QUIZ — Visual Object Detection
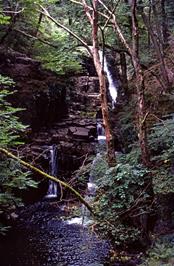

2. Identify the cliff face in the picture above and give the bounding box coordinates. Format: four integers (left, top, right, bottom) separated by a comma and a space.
0, 48, 68, 130
0, 48, 101, 201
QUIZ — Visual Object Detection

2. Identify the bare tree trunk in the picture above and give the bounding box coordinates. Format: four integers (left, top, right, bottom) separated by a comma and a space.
131, 0, 150, 166
41, 3, 116, 165
135, 64, 150, 165
91, 0, 116, 166
120, 52, 128, 93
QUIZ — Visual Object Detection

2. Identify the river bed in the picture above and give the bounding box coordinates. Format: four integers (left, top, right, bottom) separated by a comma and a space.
0, 201, 110, 266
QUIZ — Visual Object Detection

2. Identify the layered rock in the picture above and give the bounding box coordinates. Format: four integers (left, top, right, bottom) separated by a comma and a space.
0, 48, 101, 200
0, 48, 68, 130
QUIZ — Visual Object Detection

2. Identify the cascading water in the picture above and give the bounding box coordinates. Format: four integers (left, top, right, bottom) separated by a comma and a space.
99, 51, 118, 108
45, 145, 58, 199
97, 122, 106, 141
96, 121, 106, 153
87, 122, 106, 196
67, 122, 106, 225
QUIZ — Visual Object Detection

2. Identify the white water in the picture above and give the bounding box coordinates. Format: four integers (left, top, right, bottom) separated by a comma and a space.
99, 51, 118, 108
66, 123, 106, 226
97, 122, 106, 142
45, 145, 58, 199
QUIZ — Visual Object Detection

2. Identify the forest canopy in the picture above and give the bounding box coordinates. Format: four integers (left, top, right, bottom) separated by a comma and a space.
0, 0, 174, 264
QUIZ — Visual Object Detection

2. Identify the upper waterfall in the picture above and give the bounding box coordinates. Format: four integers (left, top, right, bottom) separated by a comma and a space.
99, 51, 118, 107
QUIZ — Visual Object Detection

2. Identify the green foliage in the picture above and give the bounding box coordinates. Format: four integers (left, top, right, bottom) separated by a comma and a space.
152, 168, 174, 195
148, 115, 174, 194
0, 75, 37, 234
141, 236, 174, 266
35, 43, 81, 74
0, 77, 26, 147
0, 75, 14, 86
90, 153, 108, 181
0, 14, 10, 25
149, 116, 174, 162
92, 154, 151, 246
0, 0, 83, 74
75, 161, 92, 187
116, 98, 138, 152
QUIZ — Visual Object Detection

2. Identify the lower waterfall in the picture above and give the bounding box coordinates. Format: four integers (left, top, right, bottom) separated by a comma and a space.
45, 145, 58, 199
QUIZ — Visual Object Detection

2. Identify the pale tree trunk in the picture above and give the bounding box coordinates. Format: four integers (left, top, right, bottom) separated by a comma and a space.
82, 0, 116, 166
40, 2, 116, 166
91, 0, 116, 166
134, 62, 149, 165
120, 52, 128, 93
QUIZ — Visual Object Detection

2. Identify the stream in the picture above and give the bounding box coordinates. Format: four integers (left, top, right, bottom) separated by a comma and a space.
0, 131, 110, 266
0, 201, 110, 266
0, 121, 112, 266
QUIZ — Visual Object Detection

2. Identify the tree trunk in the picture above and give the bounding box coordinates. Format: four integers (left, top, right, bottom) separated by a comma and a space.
131, 0, 150, 166
41, 2, 116, 166
92, 0, 116, 166
135, 66, 150, 166
161, 0, 169, 48
120, 52, 128, 93
141, 5, 170, 89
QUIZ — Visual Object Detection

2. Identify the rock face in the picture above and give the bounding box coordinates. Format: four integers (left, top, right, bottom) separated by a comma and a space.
0, 48, 101, 201
0, 48, 68, 130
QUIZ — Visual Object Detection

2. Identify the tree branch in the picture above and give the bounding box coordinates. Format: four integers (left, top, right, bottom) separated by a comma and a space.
70, 0, 109, 20
39, 5, 92, 56
102, 0, 120, 31
82, 0, 93, 24
2, 8, 24, 14
14, 28, 59, 49
98, 0, 132, 54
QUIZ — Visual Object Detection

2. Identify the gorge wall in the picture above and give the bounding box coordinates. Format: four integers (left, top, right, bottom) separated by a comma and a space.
0, 48, 102, 201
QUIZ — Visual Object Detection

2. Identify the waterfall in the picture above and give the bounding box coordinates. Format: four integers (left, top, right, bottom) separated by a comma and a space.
87, 123, 106, 196
99, 51, 118, 108
67, 123, 105, 225
97, 122, 106, 141
96, 122, 106, 153
45, 145, 58, 199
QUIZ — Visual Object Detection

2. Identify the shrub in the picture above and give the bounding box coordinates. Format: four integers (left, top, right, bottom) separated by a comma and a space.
92, 154, 151, 247
0, 74, 37, 234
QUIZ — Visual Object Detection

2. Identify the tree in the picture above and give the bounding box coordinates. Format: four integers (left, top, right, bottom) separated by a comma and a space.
0, 75, 37, 234
82, 0, 116, 166
98, 0, 150, 165
40, 2, 116, 166
1, 0, 174, 167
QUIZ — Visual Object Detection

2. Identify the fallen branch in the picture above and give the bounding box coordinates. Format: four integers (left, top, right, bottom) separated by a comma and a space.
0, 148, 94, 214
